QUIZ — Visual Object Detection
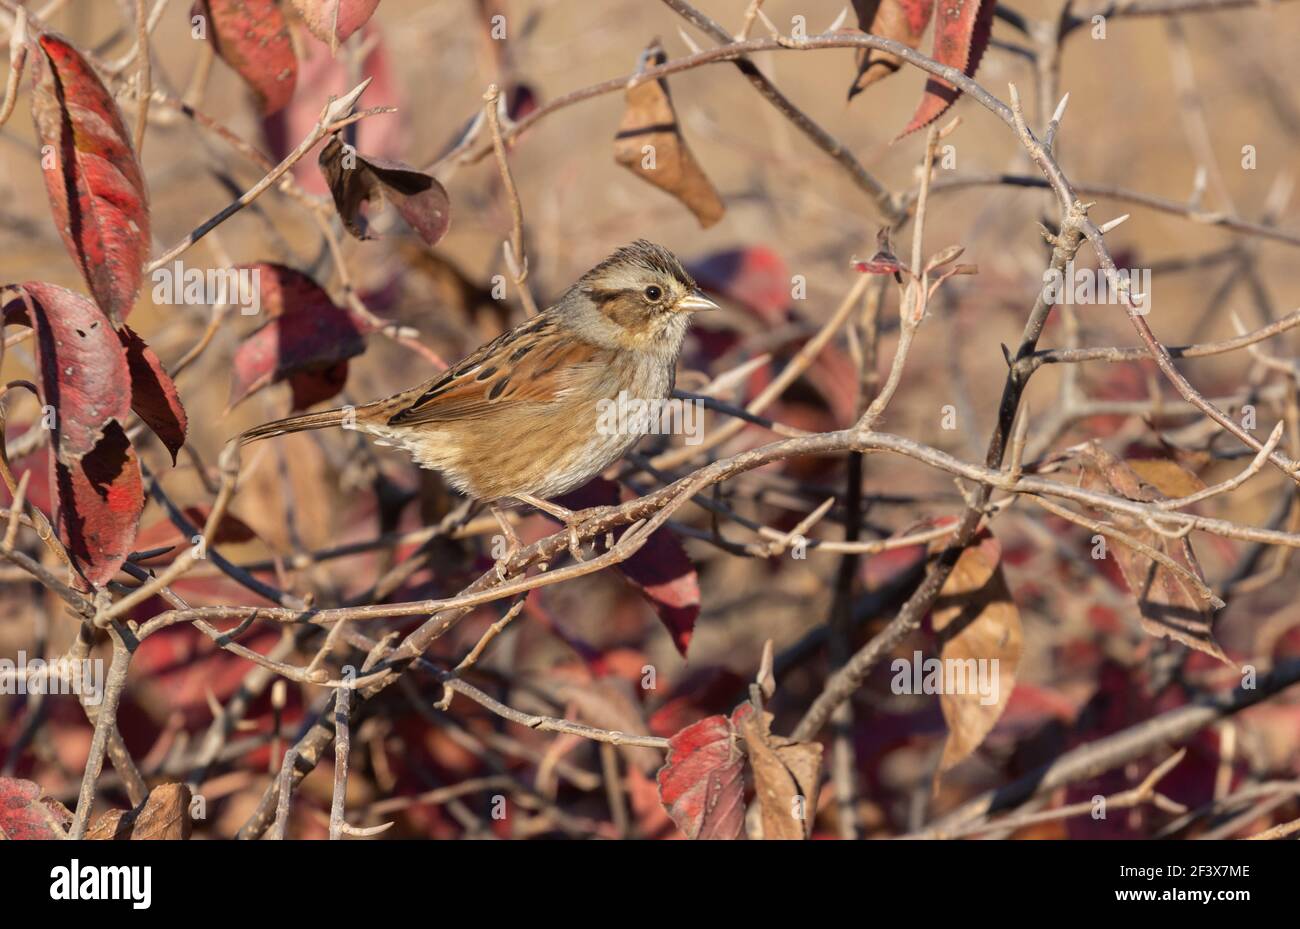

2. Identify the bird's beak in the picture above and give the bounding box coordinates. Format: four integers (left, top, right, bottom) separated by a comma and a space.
675, 290, 719, 313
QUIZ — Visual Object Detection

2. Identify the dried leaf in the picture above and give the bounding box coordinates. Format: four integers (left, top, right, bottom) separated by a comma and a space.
656, 707, 748, 839
87, 783, 192, 839
848, 0, 936, 98
929, 532, 1022, 781
29, 34, 150, 326
736, 709, 822, 839
318, 134, 450, 246
1126, 458, 1206, 499
1079, 446, 1226, 661
614, 41, 723, 228
197, 0, 298, 115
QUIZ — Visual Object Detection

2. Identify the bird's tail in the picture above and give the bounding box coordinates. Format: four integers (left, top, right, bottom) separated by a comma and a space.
238, 407, 355, 446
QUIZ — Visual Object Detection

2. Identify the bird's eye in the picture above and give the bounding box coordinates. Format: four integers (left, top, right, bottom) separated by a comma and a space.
643, 285, 662, 301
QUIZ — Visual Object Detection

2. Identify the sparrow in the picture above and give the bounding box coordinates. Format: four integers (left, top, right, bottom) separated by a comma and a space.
237, 240, 717, 565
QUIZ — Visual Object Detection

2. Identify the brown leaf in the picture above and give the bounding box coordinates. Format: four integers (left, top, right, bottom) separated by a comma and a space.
614, 41, 724, 228
1079, 445, 1227, 661
29, 34, 150, 326
848, 0, 936, 98
737, 708, 822, 839
197, 0, 298, 115
318, 135, 450, 246
1126, 457, 1206, 499
928, 532, 1022, 781
656, 707, 748, 839
87, 783, 192, 840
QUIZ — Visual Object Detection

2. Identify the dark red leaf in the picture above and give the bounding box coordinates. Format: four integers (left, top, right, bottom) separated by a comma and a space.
655, 707, 749, 840
290, 0, 382, 48
119, 327, 188, 464
3, 283, 131, 461
897, 0, 996, 139
198, 0, 298, 115
29, 34, 150, 326
559, 478, 700, 656
0, 778, 71, 840
134, 504, 258, 562
53, 421, 145, 587
227, 264, 367, 409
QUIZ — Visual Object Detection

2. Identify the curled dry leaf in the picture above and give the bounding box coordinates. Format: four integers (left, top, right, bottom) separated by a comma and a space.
29, 34, 150, 327
928, 531, 1022, 783
848, 0, 936, 98
318, 135, 451, 246
87, 783, 193, 840
736, 708, 822, 840
613, 41, 724, 229
197, 0, 298, 115
0, 777, 72, 839
656, 705, 749, 839
290, 0, 381, 50
1078, 446, 1227, 662
227, 264, 368, 411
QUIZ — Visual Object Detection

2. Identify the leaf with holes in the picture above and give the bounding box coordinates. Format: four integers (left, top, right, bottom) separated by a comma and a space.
29, 34, 150, 326
197, 0, 298, 114
614, 41, 723, 228
318, 135, 450, 246
227, 265, 368, 410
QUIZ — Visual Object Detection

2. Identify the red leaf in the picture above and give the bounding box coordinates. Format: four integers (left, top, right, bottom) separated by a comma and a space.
227, 264, 367, 409
3, 283, 131, 461
134, 504, 258, 562
559, 478, 700, 656
119, 327, 188, 464
897, 0, 996, 139
686, 246, 790, 321
198, 0, 298, 115
655, 707, 749, 840
53, 421, 145, 587
29, 34, 150, 326
0, 778, 71, 839
290, 0, 382, 47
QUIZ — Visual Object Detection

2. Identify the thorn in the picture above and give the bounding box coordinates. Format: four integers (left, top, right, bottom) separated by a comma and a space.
9, 6, 27, 54
1000, 342, 1013, 367
324, 76, 374, 124
825, 5, 850, 33
1097, 213, 1130, 235
1051, 92, 1070, 126
677, 26, 703, 55
1189, 165, 1207, 208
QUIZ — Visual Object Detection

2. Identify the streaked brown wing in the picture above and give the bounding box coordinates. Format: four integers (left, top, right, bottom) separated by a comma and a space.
386, 318, 610, 426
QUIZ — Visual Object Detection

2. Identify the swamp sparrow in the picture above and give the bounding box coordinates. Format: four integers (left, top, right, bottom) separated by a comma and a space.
238, 240, 716, 556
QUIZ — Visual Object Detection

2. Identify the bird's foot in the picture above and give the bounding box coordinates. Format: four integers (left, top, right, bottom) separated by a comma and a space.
514, 494, 587, 562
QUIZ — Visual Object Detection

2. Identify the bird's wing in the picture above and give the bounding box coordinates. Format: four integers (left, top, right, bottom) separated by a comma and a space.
384, 317, 611, 426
